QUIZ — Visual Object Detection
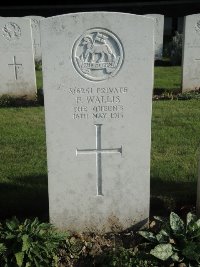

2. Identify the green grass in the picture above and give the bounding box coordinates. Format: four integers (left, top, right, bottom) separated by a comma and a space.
154, 66, 182, 92
0, 100, 200, 220
151, 100, 200, 214
0, 107, 48, 220
36, 70, 43, 90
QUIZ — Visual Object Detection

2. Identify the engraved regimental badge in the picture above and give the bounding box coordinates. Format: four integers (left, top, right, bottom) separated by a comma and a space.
2, 22, 21, 41
72, 28, 124, 81
195, 20, 200, 34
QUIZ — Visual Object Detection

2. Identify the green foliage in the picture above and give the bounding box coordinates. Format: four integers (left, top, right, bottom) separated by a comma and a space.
35, 61, 42, 71
0, 217, 67, 267
164, 32, 183, 66
104, 247, 158, 267
176, 89, 200, 100
138, 212, 200, 266
57, 235, 85, 266
0, 94, 38, 107
0, 95, 14, 107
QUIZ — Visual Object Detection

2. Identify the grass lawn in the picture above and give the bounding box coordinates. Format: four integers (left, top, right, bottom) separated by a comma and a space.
151, 100, 200, 215
0, 107, 48, 220
36, 70, 43, 90
0, 99, 200, 220
154, 66, 182, 93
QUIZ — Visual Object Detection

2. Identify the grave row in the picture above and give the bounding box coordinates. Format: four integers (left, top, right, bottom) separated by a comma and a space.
1, 12, 200, 232
0, 13, 199, 101
0, 16, 44, 100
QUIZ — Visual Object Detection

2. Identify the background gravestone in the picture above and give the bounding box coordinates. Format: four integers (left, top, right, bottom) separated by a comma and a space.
182, 14, 200, 92
145, 14, 164, 60
0, 17, 37, 100
25, 15, 45, 63
41, 12, 154, 232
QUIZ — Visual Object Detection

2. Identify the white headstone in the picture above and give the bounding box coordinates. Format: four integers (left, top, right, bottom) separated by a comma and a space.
0, 17, 37, 100
182, 14, 200, 92
145, 14, 164, 60
41, 12, 154, 232
25, 16, 44, 62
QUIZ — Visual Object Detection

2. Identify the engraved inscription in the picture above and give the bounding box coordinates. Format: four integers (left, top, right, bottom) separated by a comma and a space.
2, 22, 21, 41
31, 19, 40, 30
65, 86, 128, 120
195, 20, 200, 34
56, 85, 131, 120
72, 28, 124, 81
8, 56, 22, 80
33, 39, 40, 55
76, 124, 122, 196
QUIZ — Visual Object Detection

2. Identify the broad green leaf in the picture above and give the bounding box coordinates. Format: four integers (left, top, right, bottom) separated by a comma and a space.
153, 216, 165, 223
15, 251, 24, 267
187, 219, 200, 238
171, 252, 180, 262
22, 234, 31, 252
6, 217, 18, 231
33, 257, 40, 267
170, 212, 185, 235
137, 231, 156, 242
0, 243, 6, 255
31, 248, 44, 261
150, 244, 173, 261
156, 229, 169, 243
5, 233, 16, 239
186, 212, 197, 226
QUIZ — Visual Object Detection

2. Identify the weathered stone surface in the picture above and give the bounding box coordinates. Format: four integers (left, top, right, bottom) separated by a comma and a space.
145, 14, 164, 60
0, 17, 37, 100
41, 12, 154, 232
182, 14, 200, 92
25, 15, 45, 62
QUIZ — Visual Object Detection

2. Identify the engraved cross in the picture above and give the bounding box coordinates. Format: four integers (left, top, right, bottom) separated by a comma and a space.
8, 56, 22, 80
33, 39, 40, 54
76, 124, 122, 196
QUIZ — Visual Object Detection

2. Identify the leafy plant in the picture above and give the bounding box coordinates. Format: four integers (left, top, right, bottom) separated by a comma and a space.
138, 212, 200, 267
0, 94, 38, 107
0, 95, 13, 107
57, 235, 85, 266
35, 60, 42, 71
170, 32, 183, 65
164, 32, 183, 66
0, 217, 67, 267
104, 246, 159, 267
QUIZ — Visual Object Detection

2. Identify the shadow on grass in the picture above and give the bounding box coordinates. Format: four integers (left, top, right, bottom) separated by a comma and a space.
0, 174, 197, 222
150, 178, 197, 217
153, 87, 181, 95
0, 91, 44, 108
155, 60, 172, 67
0, 175, 49, 222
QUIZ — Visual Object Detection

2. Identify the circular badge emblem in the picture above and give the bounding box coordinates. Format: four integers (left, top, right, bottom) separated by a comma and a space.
2, 22, 21, 41
195, 20, 200, 34
31, 19, 40, 30
72, 28, 124, 81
